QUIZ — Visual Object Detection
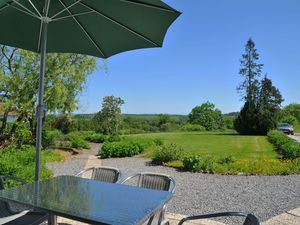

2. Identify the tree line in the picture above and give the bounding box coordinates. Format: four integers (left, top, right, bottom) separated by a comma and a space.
1, 39, 299, 145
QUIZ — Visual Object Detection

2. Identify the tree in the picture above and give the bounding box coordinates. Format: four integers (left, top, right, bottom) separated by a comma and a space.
237, 38, 263, 104
0, 45, 97, 143
280, 103, 300, 124
94, 96, 125, 135
234, 101, 258, 135
188, 102, 223, 131
256, 76, 283, 134
235, 39, 283, 135
156, 114, 172, 132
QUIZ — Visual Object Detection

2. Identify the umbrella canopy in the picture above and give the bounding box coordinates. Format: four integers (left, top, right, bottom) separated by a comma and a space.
0, 0, 180, 58
0, 0, 180, 181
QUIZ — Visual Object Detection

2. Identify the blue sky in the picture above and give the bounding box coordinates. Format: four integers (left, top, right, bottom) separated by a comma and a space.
76, 0, 300, 115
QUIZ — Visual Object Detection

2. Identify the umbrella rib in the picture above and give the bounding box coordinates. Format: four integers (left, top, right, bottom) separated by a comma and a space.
58, 0, 106, 57
11, 0, 39, 17
120, 0, 179, 13
0, 4, 9, 12
52, 11, 94, 22
28, 0, 42, 17
79, 2, 160, 47
44, 0, 51, 17
51, 0, 82, 19
9, 4, 40, 19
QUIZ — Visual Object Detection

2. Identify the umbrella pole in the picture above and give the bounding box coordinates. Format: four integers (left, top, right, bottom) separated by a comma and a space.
35, 20, 48, 181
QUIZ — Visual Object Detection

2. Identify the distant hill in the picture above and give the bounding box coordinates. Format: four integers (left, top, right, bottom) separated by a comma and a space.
74, 113, 238, 121
223, 112, 239, 117
123, 114, 188, 122
75, 113, 188, 121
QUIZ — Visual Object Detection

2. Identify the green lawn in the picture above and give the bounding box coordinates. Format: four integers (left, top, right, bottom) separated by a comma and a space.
131, 132, 278, 160
128, 132, 300, 175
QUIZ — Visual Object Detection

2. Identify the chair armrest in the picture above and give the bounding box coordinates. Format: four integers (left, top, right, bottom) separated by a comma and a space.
0, 210, 30, 225
75, 168, 95, 177
178, 212, 259, 225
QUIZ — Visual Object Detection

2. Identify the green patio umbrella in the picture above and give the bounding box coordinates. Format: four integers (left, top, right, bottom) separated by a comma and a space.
0, 0, 180, 181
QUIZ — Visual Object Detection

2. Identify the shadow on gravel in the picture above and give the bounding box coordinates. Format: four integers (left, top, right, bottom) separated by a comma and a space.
144, 161, 186, 173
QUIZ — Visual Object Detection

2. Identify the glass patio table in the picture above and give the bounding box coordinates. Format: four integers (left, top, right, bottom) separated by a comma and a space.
0, 175, 173, 225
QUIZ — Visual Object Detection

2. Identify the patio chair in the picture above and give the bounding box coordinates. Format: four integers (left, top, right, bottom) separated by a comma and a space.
0, 175, 48, 225
75, 166, 121, 183
121, 172, 176, 225
178, 212, 260, 225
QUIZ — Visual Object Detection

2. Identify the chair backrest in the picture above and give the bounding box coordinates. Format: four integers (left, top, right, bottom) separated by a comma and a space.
178, 212, 260, 225
76, 167, 121, 183
121, 172, 176, 193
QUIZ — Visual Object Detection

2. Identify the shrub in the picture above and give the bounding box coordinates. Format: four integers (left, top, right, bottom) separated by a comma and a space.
183, 155, 215, 173
199, 157, 215, 173
280, 115, 298, 126
54, 114, 76, 134
181, 124, 206, 132
100, 137, 162, 158
85, 133, 107, 143
66, 133, 90, 149
267, 130, 300, 159
124, 137, 163, 149
42, 129, 56, 148
11, 121, 33, 146
0, 145, 63, 182
183, 155, 201, 172
219, 155, 235, 164
152, 143, 183, 165
106, 135, 122, 143
100, 141, 143, 158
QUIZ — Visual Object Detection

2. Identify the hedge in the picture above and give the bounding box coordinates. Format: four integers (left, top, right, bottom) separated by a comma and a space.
267, 130, 300, 159
100, 137, 162, 158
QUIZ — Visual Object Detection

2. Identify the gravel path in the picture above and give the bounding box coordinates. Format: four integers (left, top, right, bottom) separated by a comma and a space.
46, 144, 300, 223
102, 157, 300, 223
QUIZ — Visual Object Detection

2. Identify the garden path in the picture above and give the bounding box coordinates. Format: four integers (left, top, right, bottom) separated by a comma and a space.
46, 143, 300, 225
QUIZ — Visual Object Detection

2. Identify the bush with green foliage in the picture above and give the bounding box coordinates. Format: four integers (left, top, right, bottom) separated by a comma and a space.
152, 143, 182, 165
53, 114, 76, 134
11, 121, 33, 146
100, 137, 162, 158
267, 130, 300, 159
180, 124, 206, 132
188, 102, 224, 131
85, 133, 107, 143
183, 155, 214, 173
42, 129, 56, 148
280, 115, 298, 126
100, 141, 142, 158
182, 155, 201, 172
223, 116, 236, 130
0, 145, 64, 181
219, 155, 235, 164
65, 133, 90, 149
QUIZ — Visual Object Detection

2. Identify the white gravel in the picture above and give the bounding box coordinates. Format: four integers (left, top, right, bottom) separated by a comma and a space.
47, 154, 300, 223
102, 157, 300, 223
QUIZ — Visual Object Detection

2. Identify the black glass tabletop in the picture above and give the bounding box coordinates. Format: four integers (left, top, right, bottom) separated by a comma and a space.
0, 175, 172, 225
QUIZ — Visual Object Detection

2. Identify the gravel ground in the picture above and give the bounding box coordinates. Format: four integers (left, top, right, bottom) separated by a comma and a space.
102, 157, 300, 223
46, 149, 300, 224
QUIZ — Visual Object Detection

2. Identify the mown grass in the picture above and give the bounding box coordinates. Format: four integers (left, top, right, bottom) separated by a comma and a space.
132, 132, 278, 160
129, 132, 300, 175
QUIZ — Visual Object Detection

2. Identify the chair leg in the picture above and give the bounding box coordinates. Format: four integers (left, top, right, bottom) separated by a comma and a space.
48, 213, 57, 225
